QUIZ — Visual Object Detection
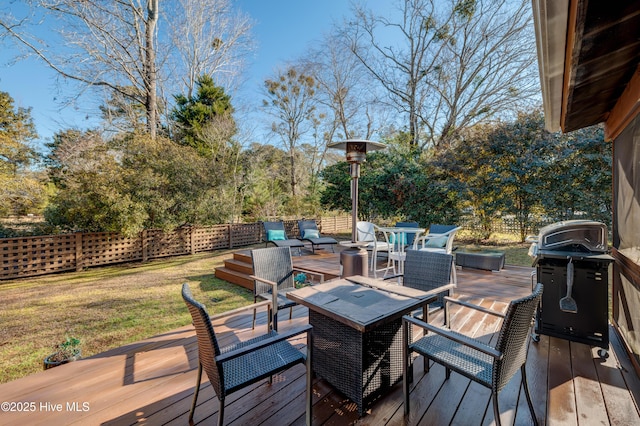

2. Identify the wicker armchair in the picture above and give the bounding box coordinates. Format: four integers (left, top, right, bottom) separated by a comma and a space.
181, 283, 312, 426
402, 283, 543, 426
297, 219, 338, 253
250, 247, 321, 331
262, 221, 305, 255
386, 250, 456, 321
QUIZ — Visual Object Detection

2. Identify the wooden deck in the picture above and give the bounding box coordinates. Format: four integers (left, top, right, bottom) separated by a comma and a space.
1, 256, 640, 425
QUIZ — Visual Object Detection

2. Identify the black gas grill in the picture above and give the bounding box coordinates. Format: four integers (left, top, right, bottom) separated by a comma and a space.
529, 220, 613, 357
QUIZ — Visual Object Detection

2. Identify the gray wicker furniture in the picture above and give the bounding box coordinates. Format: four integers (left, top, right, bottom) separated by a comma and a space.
297, 219, 338, 253
262, 221, 304, 255
386, 250, 456, 320
456, 249, 506, 271
181, 283, 313, 426
250, 247, 319, 331
287, 278, 436, 416
402, 283, 543, 426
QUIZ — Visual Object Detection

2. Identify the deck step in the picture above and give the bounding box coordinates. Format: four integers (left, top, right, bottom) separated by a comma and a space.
214, 267, 253, 290
233, 250, 252, 264
224, 258, 253, 275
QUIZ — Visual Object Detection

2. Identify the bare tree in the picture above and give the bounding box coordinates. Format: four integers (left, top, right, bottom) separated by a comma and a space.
166, 0, 255, 99
344, 0, 538, 149
0, 1, 161, 138
0, 0, 254, 139
305, 32, 381, 143
263, 66, 319, 201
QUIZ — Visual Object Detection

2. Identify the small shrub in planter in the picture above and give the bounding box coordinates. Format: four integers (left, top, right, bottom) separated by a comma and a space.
294, 273, 309, 288
43, 336, 82, 370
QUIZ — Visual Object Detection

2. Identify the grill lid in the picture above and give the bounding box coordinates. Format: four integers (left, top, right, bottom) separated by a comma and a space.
536, 220, 607, 253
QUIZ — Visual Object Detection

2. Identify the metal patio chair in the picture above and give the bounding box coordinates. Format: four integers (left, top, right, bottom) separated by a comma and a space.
181, 283, 312, 426
402, 283, 543, 426
262, 221, 305, 255
356, 221, 392, 277
415, 224, 462, 284
297, 219, 338, 253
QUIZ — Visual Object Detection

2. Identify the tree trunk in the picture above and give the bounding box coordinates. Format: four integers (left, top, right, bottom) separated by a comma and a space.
290, 153, 297, 197
145, 0, 159, 139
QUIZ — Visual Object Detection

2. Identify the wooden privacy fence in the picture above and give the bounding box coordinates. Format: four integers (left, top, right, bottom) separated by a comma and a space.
0, 216, 352, 281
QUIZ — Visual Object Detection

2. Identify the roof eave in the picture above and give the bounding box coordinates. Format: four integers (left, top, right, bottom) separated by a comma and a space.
532, 0, 569, 133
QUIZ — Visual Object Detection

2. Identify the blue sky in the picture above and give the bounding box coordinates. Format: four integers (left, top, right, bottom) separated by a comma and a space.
0, 0, 392, 146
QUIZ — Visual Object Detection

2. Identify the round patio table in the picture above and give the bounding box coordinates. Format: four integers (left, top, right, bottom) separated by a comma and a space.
377, 226, 425, 276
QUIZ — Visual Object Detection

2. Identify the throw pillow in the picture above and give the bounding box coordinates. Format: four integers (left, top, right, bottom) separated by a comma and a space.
424, 236, 448, 248
303, 229, 320, 239
388, 232, 407, 246
267, 229, 286, 241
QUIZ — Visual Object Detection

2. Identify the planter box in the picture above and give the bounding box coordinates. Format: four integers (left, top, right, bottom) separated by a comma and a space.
456, 250, 505, 271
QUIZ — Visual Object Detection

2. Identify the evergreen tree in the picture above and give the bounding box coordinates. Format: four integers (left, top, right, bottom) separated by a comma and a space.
172, 74, 235, 156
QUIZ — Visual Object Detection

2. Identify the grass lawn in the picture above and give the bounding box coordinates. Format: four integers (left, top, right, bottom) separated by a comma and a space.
0, 247, 262, 384
0, 239, 532, 384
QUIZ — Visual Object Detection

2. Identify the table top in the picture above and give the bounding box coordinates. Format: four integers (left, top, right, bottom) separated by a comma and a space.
377, 226, 426, 233
286, 276, 431, 332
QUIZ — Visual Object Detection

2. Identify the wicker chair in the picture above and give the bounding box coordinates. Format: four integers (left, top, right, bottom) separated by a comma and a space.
181, 283, 312, 426
250, 247, 306, 331
262, 221, 305, 255
386, 250, 456, 321
297, 219, 338, 253
402, 283, 543, 426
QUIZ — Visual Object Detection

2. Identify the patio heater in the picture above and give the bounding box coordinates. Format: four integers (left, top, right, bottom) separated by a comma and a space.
328, 139, 386, 277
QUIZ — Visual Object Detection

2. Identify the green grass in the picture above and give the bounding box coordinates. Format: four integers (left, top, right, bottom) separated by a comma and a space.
0, 248, 260, 384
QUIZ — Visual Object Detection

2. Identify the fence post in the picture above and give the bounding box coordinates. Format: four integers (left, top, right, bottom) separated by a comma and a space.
190, 226, 195, 255
75, 232, 83, 271
141, 230, 148, 262
228, 224, 233, 249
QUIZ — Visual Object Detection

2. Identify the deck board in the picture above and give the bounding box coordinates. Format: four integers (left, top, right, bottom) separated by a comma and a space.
1, 258, 639, 425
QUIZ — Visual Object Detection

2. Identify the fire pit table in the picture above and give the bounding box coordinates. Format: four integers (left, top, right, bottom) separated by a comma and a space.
286, 277, 434, 416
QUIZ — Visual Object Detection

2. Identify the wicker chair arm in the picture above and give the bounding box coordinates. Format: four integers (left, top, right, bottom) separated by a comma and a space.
418, 283, 456, 298
250, 268, 296, 287
443, 296, 506, 318
216, 324, 313, 363
208, 299, 272, 322
249, 274, 281, 315
249, 274, 278, 289
383, 273, 402, 281
403, 315, 503, 360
